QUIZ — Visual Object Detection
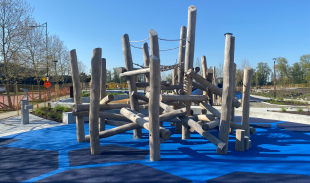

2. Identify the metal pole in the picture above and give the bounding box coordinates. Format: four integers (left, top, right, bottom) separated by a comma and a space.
46, 23, 48, 81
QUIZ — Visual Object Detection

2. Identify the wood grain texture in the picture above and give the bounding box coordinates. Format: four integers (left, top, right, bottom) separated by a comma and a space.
241, 67, 253, 137
217, 35, 234, 154
69, 49, 85, 143
122, 34, 142, 139
89, 48, 102, 155
99, 58, 107, 131
148, 54, 161, 161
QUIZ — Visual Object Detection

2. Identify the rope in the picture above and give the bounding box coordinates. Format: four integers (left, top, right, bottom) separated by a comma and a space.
133, 62, 184, 72
159, 46, 179, 51
158, 37, 187, 41
130, 44, 144, 49
129, 38, 149, 43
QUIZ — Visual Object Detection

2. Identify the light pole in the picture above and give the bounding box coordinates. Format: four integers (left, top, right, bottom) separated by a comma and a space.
29, 22, 48, 81
53, 60, 58, 84
273, 58, 277, 97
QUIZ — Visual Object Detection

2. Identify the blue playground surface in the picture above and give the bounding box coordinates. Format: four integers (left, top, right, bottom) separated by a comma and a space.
1, 116, 310, 182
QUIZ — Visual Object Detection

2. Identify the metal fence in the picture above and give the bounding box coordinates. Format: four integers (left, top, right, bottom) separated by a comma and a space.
0, 83, 71, 112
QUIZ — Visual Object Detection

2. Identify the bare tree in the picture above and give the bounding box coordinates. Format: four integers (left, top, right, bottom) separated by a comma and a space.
0, 0, 33, 107
23, 20, 45, 85
215, 62, 223, 80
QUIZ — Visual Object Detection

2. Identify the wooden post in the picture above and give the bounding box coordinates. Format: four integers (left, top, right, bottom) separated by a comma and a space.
122, 34, 142, 139
149, 29, 162, 127
143, 42, 150, 82
69, 49, 85, 143
178, 26, 187, 87
175, 26, 187, 134
182, 5, 197, 139
201, 56, 207, 114
235, 129, 245, 151
207, 68, 214, 106
217, 34, 235, 154
99, 58, 106, 131
149, 55, 161, 161
172, 67, 177, 85
241, 67, 253, 137
89, 48, 102, 155
213, 67, 216, 104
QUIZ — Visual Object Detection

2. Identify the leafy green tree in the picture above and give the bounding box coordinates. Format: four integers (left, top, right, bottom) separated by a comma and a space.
290, 62, 304, 84
256, 62, 271, 85
300, 54, 310, 82
275, 57, 291, 84
112, 68, 120, 83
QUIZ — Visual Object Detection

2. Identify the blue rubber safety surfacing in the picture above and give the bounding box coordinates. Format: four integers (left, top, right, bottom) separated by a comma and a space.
1, 117, 310, 183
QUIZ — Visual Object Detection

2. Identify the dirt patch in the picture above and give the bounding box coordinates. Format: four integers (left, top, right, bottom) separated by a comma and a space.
264, 99, 309, 106
31, 106, 72, 123
270, 110, 310, 116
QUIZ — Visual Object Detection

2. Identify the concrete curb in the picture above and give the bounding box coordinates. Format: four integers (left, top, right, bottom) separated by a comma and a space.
260, 101, 309, 108
191, 106, 310, 125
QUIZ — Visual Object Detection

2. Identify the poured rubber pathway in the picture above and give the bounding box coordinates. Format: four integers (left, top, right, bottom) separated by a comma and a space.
1, 115, 310, 182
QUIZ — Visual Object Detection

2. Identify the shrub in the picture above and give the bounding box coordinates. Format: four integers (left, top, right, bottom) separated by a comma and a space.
297, 107, 303, 112
56, 113, 62, 120
281, 107, 286, 112
35, 108, 45, 116
54, 105, 70, 112
47, 112, 55, 118
81, 92, 90, 97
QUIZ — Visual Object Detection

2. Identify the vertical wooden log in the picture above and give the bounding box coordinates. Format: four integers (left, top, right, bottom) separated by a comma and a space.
235, 129, 245, 151
69, 49, 85, 143
213, 66, 216, 103
183, 5, 197, 139
143, 42, 150, 82
177, 26, 187, 87
230, 37, 236, 122
149, 55, 161, 161
241, 67, 253, 137
217, 34, 235, 154
207, 68, 213, 106
99, 58, 106, 131
172, 67, 177, 85
149, 29, 163, 127
89, 48, 102, 155
175, 26, 187, 134
201, 56, 207, 114
122, 34, 142, 139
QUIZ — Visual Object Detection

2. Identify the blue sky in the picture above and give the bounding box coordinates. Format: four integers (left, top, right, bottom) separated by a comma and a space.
28, 0, 310, 74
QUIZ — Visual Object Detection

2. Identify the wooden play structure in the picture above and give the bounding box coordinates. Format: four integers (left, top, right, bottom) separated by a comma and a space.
70, 5, 255, 161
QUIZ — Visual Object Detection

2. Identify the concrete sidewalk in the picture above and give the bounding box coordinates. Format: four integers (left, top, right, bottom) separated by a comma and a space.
0, 114, 64, 137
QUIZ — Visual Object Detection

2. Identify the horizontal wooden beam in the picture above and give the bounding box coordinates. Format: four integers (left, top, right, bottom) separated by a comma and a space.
120, 68, 150, 77
72, 111, 130, 122
179, 116, 226, 150
118, 67, 139, 73
99, 95, 114, 105
161, 94, 207, 102
187, 69, 241, 108
73, 103, 131, 112
136, 81, 171, 87
120, 108, 172, 141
